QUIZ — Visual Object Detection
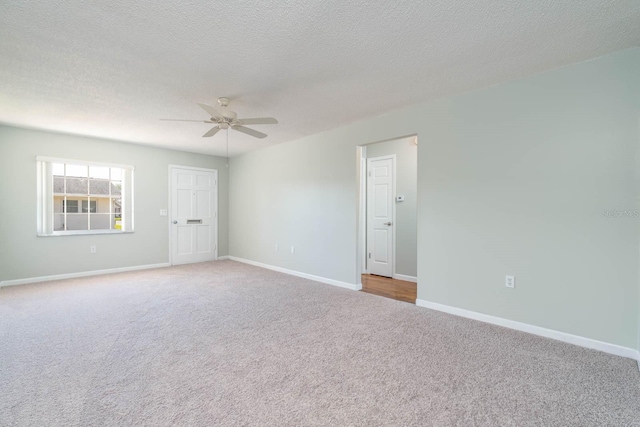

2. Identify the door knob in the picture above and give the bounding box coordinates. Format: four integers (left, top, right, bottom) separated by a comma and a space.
172, 220, 178, 224
384, 222, 392, 226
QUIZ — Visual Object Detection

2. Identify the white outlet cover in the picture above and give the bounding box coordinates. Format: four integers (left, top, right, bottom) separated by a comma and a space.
505, 275, 515, 288
159, 209, 168, 216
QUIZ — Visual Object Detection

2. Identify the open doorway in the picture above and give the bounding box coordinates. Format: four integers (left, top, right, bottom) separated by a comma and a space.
357, 136, 418, 303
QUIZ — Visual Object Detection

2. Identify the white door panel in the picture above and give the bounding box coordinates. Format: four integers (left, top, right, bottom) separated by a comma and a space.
367, 157, 394, 277
196, 225, 211, 253
196, 190, 210, 218
374, 184, 389, 217
176, 172, 192, 186
177, 226, 192, 255
171, 167, 218, 265
177, 189, 191, 217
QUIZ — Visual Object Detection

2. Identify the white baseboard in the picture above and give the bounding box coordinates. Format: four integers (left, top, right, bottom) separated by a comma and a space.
0, 263, 171, 288
415, 299, 638, 360
228, 256, 360, 291
216, 256, 230, 260
393, 274, 417, 283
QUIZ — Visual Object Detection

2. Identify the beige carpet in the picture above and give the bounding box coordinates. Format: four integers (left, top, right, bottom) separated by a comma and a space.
1, 260, 639, 426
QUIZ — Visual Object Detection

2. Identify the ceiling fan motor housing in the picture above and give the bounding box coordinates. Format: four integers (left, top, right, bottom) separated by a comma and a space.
219, 110, 237, 120
217, 97, 237, 120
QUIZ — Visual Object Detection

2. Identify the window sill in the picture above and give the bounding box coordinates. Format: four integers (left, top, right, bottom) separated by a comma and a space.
37, 230, 134, 237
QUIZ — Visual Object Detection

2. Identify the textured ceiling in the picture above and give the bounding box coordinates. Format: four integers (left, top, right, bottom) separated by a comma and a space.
1, 1, 639, 157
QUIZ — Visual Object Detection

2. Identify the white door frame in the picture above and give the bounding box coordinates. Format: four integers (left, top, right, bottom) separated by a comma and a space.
358, 146, 367, 278
357, 135, 418, 285
168, 165, 219, 265
363, 154, 397, 278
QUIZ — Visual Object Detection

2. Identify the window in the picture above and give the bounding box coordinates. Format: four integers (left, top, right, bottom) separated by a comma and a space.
82, 200, 97, 213
37, 157, 134, 235
63, 200, 79, 213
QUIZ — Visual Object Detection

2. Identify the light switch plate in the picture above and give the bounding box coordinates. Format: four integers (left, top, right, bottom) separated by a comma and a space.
160, 209, 168, 216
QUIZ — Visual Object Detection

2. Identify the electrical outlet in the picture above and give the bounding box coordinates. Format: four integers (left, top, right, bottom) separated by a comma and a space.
505, 275, 515, 289
291, 246, 295, 254
90, 245, 97, 254
275, 244, 279, 252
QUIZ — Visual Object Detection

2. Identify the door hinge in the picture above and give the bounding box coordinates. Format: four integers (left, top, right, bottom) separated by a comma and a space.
368, 252, 371, 259
368, 171, 372, 177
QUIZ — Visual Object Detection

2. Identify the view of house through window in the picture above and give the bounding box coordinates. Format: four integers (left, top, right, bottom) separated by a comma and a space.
52, 163, 124, 231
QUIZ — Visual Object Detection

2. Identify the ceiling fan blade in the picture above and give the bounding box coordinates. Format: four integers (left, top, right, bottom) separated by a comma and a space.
198, 103, 224, 118
160, 119, 208, 122
203, 126, 221, 138
239, 117, 278, 125
233, 125, 267, 139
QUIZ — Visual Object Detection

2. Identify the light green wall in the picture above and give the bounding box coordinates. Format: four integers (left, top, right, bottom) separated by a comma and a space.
418, 54, 639, 351
229, 132, 357, 281
0, 126, 229, 281
366, 137, 417, 277
230, 48, 640, 349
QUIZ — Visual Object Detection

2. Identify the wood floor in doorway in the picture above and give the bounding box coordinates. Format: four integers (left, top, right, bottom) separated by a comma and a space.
360, 274, 416, 303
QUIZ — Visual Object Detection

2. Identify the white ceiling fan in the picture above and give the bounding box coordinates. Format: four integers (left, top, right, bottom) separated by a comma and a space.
161, 97, 278, 139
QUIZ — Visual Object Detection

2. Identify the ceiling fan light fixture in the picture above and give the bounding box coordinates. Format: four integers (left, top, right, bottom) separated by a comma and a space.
161, 97, 277, 141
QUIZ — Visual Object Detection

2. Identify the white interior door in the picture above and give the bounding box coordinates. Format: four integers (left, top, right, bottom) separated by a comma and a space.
367, 156, 394, 277
170, 167, 218, 265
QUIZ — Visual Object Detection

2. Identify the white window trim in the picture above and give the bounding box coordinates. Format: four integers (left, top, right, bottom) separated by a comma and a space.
36, 156, 135, 236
